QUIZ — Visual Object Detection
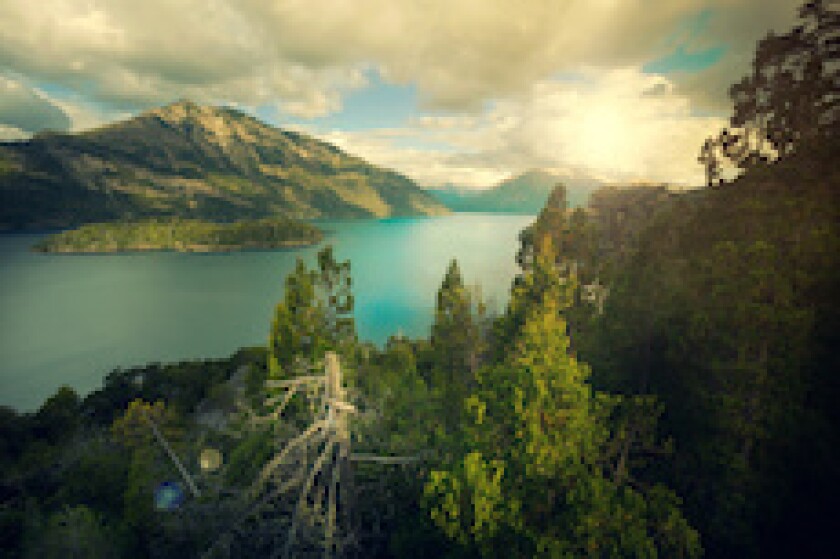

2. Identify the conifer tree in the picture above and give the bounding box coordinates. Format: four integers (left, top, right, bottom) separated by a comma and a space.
430, 259, 479, 431
268, 246, 357, 379
425, 242, 699, 558
268, 258, 328, 377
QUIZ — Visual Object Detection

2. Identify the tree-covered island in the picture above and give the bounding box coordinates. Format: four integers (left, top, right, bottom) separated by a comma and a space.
32, 217, 323, 253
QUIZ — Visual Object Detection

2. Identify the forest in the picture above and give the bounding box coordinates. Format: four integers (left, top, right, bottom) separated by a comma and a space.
32, 217, 323, 253
0, 1, 837, 557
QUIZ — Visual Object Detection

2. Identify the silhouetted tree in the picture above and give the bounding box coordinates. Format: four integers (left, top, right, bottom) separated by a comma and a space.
702, 0, 839, 172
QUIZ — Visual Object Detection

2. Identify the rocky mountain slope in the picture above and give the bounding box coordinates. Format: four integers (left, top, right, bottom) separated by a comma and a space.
0, 100, 448, 230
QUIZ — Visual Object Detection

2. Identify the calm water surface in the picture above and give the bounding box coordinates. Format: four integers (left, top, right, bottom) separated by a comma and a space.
0, 214, 533, 410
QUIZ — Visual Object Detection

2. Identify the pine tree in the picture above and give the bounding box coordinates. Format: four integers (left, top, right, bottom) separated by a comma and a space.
268, 246, 357, 380
430, 259, 479, 431
425, 243, 700, 557
268, 258, 329, 378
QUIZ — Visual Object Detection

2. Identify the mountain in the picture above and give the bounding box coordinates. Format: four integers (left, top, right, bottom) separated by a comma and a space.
427, 169, 604, 214
423, 183, 468, 210
0, 100, 448, 231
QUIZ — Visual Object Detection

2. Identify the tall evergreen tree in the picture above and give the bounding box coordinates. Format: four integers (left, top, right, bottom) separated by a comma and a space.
428, 259, 479, 433
431, 260, 478, 379
268, 245, 357, 379
268, 258, 328, 377
425, 243, 700, 558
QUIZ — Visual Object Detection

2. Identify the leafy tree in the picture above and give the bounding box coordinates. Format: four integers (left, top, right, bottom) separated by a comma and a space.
268, 245, 358, 379
663, 240, 814, 554
317, 245, 356, 347
32, 386, 81, 444
268, 257, 328, 376
702, 0, 839, 170
111, 400, 184, 553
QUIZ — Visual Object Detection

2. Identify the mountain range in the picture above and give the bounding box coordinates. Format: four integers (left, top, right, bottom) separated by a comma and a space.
0, 100, 448, 231
426, 169, 605, 214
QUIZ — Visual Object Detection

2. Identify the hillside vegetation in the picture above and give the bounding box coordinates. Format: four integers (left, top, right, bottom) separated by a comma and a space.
0, 100, 448, 231
0, 2, 835, 557
32, 218, 323, 253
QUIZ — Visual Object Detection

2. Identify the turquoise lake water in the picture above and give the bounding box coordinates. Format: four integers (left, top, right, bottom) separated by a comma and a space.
0, 214, 533, 411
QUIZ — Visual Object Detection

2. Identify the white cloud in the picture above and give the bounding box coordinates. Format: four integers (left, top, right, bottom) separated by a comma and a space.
0, 0, 802, 116
316, 69, 726, 188
0, 0, 802, 186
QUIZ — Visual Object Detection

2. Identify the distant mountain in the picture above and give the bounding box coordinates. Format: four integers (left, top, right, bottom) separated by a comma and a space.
423, 183, 469, 210
0, 100, 448, 230
427, 170, 604, 214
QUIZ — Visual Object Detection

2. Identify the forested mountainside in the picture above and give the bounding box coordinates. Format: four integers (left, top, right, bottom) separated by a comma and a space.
520, 135, 839, 557
427, 169, 603, 213
0, 100, 448, 231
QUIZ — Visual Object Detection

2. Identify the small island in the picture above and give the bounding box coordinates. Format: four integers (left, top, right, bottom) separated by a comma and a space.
33, 217, 323, 253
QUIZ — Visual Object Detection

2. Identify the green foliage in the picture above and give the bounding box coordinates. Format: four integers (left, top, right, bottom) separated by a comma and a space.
32, 216, 322, 253
32, 386, 81, 444
81, 353, 250, 424
429, 260, 482, 433
269, 258, 325, 375
225, 428, 275, 486
0, 101, 447, 231
108, 399, 199, 556
268, 245, 358, 377
317, 245, 356, 346
22, 505, 121, 558
701, 1, 838, 174
426, 243, 700, 558
581, 131, 840, 556
57, 439, 130, 518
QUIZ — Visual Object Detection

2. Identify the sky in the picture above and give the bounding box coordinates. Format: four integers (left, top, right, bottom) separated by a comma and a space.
0, 0, 803, 188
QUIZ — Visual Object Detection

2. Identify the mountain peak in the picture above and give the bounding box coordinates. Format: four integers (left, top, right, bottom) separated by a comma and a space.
142, 100, 257, 149
0, 99, 449, 229
150, 99, 211, 124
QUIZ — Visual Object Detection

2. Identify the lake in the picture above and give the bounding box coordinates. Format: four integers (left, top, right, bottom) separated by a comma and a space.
0, 213, 534, 411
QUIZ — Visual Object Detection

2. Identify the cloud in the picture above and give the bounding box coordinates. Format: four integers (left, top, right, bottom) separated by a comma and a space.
0, 0, 801, 187
316, 69, 726, 188
665, 1, 803, 111
0, 0, 802, 118
0, 0, 364, 117
0, 76, 71, 133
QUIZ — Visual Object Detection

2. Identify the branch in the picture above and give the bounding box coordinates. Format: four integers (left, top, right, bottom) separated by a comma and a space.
143, 410, 201, 498
252, 419, 329, 494
266, 375, 326, 388
282, 437, 339, 559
